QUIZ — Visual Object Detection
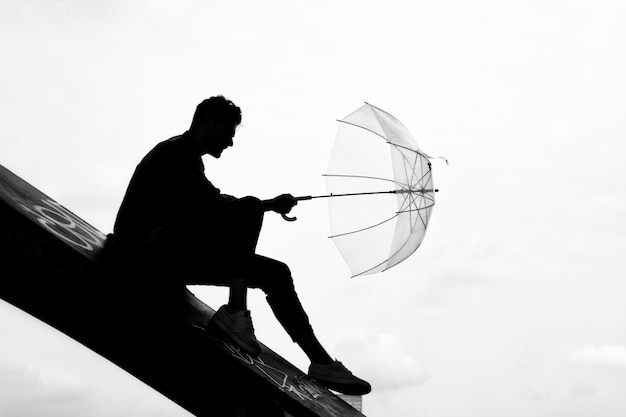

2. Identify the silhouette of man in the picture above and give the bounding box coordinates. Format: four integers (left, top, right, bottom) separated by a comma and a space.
112, 95, 371, 395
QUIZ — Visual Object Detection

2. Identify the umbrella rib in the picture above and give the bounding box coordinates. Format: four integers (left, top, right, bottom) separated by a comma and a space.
323, 173, 398, 185
378, 228, 425, 275
395, 173, 435, 213
353, 257, 391, 277
396, 172, 435, 210
386, 139, 443, 163
388, 142, 431, 220
398, 184, 433, 232
388, 141, 421, 155
392, 144, 431, 186
397, 171, 435, 201
337, 119, 388, 142
397, 204, 435, 214
396, 152, 412, 227
406, 153, 418, 226
386, 141, 434, 165
404, 192, 420, 231
402, 182, 435, 206
329, 212, 400, 239
354, 218, 426, 277
378, 207, 434, 277
411, 183, 433, 229
397, 193, 434, 214
412, 198, 430, 229
389, 146, 432, 212
360, 205, 433, 278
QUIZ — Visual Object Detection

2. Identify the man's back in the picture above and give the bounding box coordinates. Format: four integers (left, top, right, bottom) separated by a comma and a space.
113, 133, 224, 250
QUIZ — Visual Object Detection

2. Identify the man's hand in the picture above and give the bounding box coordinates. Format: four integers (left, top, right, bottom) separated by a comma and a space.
262, 194, 297, 215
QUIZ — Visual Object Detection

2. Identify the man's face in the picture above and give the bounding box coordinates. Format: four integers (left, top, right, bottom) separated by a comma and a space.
205, 121, 238, 158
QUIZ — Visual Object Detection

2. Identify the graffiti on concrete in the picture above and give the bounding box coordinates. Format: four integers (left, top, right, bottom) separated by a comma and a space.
223, 340, 324, 401
18, 198, 106, 251
219, 339, 349, 416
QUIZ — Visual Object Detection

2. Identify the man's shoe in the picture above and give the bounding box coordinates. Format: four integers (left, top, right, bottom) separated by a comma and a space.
308, 360, 372, 395
210, 305, 262, 357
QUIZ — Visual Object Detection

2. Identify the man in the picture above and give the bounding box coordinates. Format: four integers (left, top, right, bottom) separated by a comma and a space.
112, 96, 371, 395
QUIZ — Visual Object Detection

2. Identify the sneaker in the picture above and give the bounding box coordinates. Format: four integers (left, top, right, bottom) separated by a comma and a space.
308, 360, 372, 395
210, 305, 262, 357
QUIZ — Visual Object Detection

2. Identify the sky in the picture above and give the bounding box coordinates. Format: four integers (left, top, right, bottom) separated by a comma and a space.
1, 0, 626, 416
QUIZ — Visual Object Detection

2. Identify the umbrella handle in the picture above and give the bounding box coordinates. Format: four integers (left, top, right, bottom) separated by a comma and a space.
279, 195, 313, 221
281, 213, 297, 222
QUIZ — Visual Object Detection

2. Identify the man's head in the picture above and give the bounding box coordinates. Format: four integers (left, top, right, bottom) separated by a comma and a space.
189, 95, 242, 158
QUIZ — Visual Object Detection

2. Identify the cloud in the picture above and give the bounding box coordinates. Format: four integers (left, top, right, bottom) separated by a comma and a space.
0, 359, 192, 417
516, 387, 553, 403
569, 345, 626, 367
0, 360, 97, 417
333, 329, 431, 392
569, 382, 599, 398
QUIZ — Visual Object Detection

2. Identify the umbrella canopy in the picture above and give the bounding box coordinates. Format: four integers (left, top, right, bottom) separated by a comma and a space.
325, 103, 441, 277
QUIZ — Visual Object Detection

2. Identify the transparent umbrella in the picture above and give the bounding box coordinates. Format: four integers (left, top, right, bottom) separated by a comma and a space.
291, 103, 446, 277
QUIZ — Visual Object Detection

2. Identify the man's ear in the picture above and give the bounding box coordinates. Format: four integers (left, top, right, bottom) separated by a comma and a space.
201, 118, 216, 133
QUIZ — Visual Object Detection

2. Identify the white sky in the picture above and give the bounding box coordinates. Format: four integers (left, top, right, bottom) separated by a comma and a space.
1, 1, 626, 416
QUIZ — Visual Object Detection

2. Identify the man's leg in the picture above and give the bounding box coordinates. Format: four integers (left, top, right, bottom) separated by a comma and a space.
146, 205, 371, 394
295, 333, 333, 365
243, 255, 371, 395
227, 278, 248, 313
244, 256, 332, 364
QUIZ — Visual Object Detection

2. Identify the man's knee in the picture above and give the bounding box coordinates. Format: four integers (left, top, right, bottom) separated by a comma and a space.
261, 261, 294, 295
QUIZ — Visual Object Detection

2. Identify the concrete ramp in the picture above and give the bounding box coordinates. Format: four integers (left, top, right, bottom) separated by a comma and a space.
0, 164, 364, 417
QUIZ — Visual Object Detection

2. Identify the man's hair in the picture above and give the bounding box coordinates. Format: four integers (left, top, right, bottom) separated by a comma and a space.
190, 95, 242, 130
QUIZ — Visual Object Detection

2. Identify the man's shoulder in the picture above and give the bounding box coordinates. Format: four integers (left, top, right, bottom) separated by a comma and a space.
154, 134, 186, 152
141, 134, 188, 163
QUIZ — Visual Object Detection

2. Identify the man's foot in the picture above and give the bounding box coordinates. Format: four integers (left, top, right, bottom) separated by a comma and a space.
308, 360, 372, 395
210, 305, 262, 357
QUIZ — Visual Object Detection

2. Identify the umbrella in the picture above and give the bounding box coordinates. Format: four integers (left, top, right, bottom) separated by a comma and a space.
288, 103, 446, 277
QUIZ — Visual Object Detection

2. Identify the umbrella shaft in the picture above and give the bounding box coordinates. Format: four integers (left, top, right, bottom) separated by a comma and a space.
295, 189, 438, 201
